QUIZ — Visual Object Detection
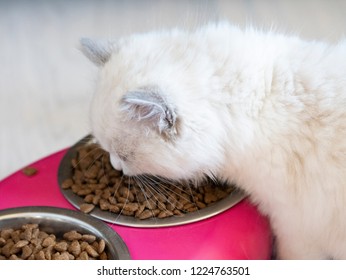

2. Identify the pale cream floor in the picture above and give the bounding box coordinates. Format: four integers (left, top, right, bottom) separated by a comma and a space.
1, 0, 346, 179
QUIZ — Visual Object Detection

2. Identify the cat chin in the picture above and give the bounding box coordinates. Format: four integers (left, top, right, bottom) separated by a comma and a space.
109, 155, 135, 176
110, 154, 122, 171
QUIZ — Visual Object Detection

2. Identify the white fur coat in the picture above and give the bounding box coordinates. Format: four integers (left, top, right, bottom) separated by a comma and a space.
81, 23, 346, 259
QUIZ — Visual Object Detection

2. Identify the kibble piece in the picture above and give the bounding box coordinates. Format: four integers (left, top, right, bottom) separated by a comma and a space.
9, 245, 21, 255
82, 234, 97, 243
0, 237, 6, 246
20, 228, 33, 241
77, 188, 93, 196
13, 240, 29, 249
34, 250, 46, 260
54, 241, 68, 252
117, 197, 129, 203
143, 200, 157, 210
157, 201, 166, 211
30, 238, 42, 247
120, 210, 133, 216
68, 253, 75, 260
204, 192, 219, 204
77, 251, 89, 260
21, 245, 33, 259
183, 203, 196, 211
152, 209, 161, 217
156, 193, 167, 203
80, 203, 95, 214
166, 203, 176, 211
80, 241, 89, 251
99, 176, 109, 184
158, 210, 174, 219
196, 201, 207, 209
85, 244, 99, 258
22, 223, 39, 230
173, 209, 184, 216
92, 194, 101, 205
1, 228, 14, 239
84, 165, 99, 179
38, 231, 49, 240
31, 228, 40, 239
137, 209, 154, 220
78, 156, 93, 170
68, 240, 81, 257
175, 200, 184, 210
99, 251, 108, 260
63, 230, 82, 241
123, 203, 139, 212
45, 247, 53, 260
51, 252, 60, 260
42, 236, 56, 247
185, 206, 199, 212
108, 204, 120, 213
58, 251, 70, 260
22, 166, 38, 176
215, 188, 228, 200
98, 239, 106, 254
9, 254, 22, 260
84, 194, 94, 203
1, 241, 14, 258
10, 230, 21, 243
108, 196, 117, 205
119, 187, 135, 202
61, 178, 74, 189
99, 199, 111, 211
72, 184, 82, 193
135, 204, 145, 218
136, 192, 147, 203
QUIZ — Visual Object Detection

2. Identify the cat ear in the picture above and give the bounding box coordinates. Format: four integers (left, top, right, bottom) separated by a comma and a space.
121, 87, 178, 138
79, 38, 114, 66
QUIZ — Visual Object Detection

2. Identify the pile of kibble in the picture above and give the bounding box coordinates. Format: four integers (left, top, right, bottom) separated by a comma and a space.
61, 143, 234, 220
0, 223, 108, 260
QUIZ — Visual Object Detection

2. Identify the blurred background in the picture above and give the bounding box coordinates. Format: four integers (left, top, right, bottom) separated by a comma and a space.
1, 0, 346, 179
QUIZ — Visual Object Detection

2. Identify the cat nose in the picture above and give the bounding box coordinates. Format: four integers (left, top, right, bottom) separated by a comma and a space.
110, 154, 122, 171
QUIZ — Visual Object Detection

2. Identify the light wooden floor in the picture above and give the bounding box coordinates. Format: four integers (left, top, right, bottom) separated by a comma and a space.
1, 0, 346, 179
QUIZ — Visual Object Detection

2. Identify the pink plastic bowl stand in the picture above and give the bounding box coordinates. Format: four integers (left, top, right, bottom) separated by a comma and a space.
0, 149, 272, 259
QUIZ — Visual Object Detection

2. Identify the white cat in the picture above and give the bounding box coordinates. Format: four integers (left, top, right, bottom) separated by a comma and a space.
80, 22, 346, 259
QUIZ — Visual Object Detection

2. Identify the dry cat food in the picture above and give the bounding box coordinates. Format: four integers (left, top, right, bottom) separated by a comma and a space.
0, 223, 108, 260
61, 142, 234, 220
22, 166, 38, 177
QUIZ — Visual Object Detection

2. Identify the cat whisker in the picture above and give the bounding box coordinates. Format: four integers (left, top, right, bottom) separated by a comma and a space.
132, 176, 158, 220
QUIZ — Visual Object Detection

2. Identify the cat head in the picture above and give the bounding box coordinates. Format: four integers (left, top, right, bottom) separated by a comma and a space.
80, 34, 225, 181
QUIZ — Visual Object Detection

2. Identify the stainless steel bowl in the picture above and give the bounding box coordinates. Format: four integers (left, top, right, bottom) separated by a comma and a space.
58, 135, 246, 228
0, 206, 131, 259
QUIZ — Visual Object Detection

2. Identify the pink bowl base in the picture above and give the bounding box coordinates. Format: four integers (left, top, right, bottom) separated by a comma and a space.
0, 149, 272, 259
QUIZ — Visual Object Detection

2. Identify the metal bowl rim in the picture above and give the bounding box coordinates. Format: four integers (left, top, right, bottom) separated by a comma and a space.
0, 206, 131, 259
58, 135, 247, 228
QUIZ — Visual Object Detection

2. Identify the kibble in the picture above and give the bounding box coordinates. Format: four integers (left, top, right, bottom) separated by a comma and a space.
22, 166, 38, 177
62, 141, 235, 220
80, 203, 95, 214
63, 230, 82, 241
0, 224, 108, 260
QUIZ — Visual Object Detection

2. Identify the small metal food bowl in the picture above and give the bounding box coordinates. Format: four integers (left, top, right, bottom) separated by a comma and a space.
0, 206, 131, 259
58, 135, 246, 228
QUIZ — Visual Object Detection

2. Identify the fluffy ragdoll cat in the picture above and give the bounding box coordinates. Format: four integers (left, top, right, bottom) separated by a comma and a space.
80, 22, 346, 259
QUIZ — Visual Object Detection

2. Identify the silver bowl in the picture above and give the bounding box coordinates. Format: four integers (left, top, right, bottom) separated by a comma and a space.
0, 206, 131, 259
58, 135, 246, 228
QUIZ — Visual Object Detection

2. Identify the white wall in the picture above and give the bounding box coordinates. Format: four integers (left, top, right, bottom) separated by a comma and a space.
1, 0, 346, 179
